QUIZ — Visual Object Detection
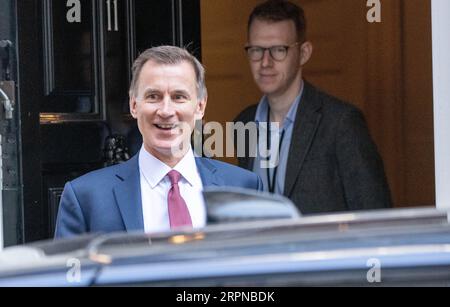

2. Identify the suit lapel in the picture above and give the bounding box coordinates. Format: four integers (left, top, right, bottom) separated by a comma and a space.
111, 155, 220, 231
235, 106, 258, 171
241, 155, 255, 171
195, 158, 224, 187
113, 155, 144, 232
284, 82, 323, 197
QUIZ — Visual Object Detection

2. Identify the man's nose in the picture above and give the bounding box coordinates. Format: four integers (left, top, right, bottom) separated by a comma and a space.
157, 97, 176, 117
261, 49, 273, 67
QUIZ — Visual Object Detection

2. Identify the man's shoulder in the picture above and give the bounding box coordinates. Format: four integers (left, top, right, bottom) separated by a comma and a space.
70, 156, 136, 187
234, 104, 258, 123
305, 82, 362, 115
197, 157, 256, 177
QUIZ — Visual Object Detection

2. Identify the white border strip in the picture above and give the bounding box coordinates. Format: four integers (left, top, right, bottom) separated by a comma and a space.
432, 0, 450, 211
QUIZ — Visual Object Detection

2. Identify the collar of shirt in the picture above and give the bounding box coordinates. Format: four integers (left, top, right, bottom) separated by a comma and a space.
254, 82, 305, 131
138, 146, 201, 189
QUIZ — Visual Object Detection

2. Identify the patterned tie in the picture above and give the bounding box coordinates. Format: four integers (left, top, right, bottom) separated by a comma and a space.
167, 170, 193, 229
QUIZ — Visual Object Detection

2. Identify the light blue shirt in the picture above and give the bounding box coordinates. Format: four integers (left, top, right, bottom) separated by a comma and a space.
253, 85, 304, 195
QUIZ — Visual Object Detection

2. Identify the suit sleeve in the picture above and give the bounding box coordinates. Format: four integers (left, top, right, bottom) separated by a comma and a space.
335, 108, 392, 210
54, 182, 87, 239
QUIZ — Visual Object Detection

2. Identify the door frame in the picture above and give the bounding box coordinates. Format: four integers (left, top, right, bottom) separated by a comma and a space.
432, 0, 450, 212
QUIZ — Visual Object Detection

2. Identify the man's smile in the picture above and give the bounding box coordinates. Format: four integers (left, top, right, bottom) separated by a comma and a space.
154, 123, 178, 131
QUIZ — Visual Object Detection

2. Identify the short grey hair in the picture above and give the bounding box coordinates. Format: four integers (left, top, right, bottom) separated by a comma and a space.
129, 45, 207, 101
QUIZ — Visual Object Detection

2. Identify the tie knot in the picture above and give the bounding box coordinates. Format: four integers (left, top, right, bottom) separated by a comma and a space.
167, 170, 181, 185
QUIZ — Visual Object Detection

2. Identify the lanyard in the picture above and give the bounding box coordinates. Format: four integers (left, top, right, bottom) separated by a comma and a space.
265, 107, 285, 193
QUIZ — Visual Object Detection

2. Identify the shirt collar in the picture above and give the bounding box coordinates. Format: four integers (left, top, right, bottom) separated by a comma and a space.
172, 147, 201, 187
254, 82, 304, 129
139, 146, 200, 188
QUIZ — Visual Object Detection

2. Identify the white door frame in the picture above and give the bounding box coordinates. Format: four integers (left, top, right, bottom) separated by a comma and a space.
432, 0, 450, 211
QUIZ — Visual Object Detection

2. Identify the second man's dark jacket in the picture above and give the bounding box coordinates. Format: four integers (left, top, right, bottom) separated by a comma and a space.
234, 81, 392, 214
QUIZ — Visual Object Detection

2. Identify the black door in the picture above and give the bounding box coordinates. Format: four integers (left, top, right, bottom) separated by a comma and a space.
11, 0, 201, 245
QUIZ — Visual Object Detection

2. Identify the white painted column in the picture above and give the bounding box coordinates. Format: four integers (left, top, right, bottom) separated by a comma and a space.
432, 0, 450, 211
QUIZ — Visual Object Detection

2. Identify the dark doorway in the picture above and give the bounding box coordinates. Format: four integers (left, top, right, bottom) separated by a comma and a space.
10, 0, 201, 245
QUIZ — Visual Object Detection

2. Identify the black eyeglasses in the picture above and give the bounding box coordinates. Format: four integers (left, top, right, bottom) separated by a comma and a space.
244, 42, 300, 61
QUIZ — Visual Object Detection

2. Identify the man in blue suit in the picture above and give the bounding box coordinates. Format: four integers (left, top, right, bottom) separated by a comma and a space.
55, 46, 263, 239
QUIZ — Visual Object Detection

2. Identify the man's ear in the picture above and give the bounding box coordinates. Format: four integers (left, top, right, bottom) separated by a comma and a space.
129, 95, 138, 119
195, 96, 207, 121
300, 41, 313, 66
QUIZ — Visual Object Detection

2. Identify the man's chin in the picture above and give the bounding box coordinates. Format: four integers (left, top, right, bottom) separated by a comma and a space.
257, 84, 278, 95
153, 142, 190, 158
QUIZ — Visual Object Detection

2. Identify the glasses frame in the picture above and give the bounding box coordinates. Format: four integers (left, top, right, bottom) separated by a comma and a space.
244, 42, 301, 62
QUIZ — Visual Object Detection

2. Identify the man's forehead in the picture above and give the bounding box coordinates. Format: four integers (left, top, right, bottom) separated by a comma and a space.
142, 59, 194, 72
249, 19, 297, 40
251, 18, 295, 29
138, 61, 195, 82
132, 59, 199, 98
140, 85, 191, 93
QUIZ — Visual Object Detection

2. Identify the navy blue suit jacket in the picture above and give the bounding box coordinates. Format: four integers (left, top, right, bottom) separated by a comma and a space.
55, 154, 263, 238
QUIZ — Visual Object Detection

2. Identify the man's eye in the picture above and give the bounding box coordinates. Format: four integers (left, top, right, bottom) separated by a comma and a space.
173, 95, 188, 101
144, 94, 159, 101
250, 48, 262, 54
272, 46, 286, 53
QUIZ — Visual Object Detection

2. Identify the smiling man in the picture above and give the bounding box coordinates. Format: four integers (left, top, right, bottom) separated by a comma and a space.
235, 0, 391, 214
55, 46, 263, 238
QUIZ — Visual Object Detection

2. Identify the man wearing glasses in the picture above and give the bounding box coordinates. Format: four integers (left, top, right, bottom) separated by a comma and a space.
234, 0, 392, 214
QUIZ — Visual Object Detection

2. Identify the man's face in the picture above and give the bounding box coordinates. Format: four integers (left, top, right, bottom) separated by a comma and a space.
129, 60, 206, 160
247, 19, 302, 98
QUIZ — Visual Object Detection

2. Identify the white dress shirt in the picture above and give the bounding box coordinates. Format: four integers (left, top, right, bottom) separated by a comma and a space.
139, 146, 206, 233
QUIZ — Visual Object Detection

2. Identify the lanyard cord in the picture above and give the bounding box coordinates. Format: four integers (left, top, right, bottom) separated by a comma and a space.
266, 107, 285, 193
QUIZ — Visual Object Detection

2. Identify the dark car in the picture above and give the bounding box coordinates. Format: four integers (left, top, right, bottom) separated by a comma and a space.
1, 199, 449, 287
